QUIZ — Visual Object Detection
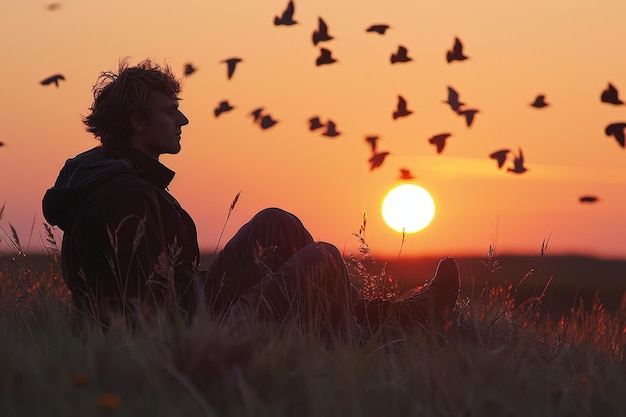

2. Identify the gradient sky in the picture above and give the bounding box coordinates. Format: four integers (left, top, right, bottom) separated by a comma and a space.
1, 0, 625, 259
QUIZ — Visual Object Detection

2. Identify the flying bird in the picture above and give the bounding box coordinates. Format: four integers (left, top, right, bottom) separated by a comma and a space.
214, 100, 234, 117
222, 57, 242, 80
393, 95, 413, 119
531, 94, 549, 108
46, 3, 62, 11
458, 108, 479, 127
601, 83, 624, 105
184, 63, 197, 76
316, 48, 337, 66
605, 122, 626, 147
444, 86, 465, 112
365, 135, 379, 153
260, 114, 278, 130
322, 120, 340, 137
312, 17, 333, 45
308, 116, 324, 131
507, 148, 528, 174
368, 151, 390, 171
366, 24, 390, 35
250, 107, 264, 122
428, 133, 452, 154
489, 149, 510, 169
399, 168, 415, 180
40, 74, 65, 87
274, 0, 297, 26
446, 37, 468, 63
390, 45, 412, 64
579, 195, 599, 204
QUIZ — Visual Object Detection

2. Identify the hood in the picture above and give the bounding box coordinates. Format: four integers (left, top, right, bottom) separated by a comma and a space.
42, 147, 132, 231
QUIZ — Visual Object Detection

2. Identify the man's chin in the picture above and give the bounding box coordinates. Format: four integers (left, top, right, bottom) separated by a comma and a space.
166, 145, 182, 155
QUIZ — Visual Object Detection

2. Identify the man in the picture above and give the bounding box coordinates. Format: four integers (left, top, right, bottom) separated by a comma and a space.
43, 59, 460, 332
43, 59, 199, 325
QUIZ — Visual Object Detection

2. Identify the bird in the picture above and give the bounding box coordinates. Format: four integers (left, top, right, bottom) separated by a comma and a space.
184, 63, 197, 76
446, 37, 468, 63
368, 151, 390, 171
274, 0, 297, 26
316, 48, 337, 66
489, 149, 510, 169
458, 108, 479, 127
601, 83, 624, 105
312, 17, 333, 45
46, 3, 62, 11
214, 100, 234, 117
444, 86, 465, 112
399, 168, 415, 180
531, 94, 549, 108
40, 74, 65, 87
365, 135, 379, 153
308, 116, 324, 131
390, 45, 412, 64
366, 24, 390, 35
222, 57, 242, 80
579, 195, 599, 204
507, 148, 528, 174
393, 95, 413, 119
322, 120, 340, 137
428, 133, 452, 154
250, 107, 264, 122
605, 122, 626, 147
260, 114, 278, 130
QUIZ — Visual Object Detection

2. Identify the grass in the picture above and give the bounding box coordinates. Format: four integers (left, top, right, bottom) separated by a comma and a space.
2, 226, 626, 417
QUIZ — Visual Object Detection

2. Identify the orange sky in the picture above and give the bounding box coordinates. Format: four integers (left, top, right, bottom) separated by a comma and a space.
1, 0, 625, 259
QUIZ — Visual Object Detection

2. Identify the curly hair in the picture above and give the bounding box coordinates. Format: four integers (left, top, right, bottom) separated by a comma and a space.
82, 58, 182, 148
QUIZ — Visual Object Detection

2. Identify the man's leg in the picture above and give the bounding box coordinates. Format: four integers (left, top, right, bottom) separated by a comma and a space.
228, 241, 357, 333
206, 208, 314, 314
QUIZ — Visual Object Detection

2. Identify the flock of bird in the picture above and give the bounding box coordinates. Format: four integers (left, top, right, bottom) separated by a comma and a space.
34, 1, 624, 205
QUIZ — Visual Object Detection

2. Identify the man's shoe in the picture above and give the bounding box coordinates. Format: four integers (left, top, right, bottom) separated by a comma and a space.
392, 257, 460, 327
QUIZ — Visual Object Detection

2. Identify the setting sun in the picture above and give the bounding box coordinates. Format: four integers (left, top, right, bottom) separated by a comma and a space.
381, 184, 436, 234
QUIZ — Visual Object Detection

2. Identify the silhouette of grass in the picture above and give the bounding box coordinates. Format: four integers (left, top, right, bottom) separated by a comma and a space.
1, 224, 626, 416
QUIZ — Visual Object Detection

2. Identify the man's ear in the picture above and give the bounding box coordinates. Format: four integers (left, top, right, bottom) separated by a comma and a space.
129, 112, 144, 133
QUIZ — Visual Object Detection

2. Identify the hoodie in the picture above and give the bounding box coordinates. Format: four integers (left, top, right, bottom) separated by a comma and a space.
43, 146, 200, 321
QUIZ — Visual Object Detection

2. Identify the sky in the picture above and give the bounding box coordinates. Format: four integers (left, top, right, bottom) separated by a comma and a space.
1, 0, 625, 260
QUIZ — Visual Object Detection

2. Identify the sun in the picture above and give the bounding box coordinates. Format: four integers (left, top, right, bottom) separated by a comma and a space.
381, 184, 436, 233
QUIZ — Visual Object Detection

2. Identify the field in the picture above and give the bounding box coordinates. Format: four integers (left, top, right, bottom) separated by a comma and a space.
2, 249, 626, 416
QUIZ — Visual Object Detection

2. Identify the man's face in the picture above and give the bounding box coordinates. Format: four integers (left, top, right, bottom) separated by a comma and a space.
130, 91, 189, 159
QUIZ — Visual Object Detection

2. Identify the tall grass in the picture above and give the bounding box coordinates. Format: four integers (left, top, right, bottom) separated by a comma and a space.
1, 225, 626, 416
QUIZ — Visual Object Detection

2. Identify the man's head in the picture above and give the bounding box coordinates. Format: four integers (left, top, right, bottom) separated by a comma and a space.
83, 59, 189, 158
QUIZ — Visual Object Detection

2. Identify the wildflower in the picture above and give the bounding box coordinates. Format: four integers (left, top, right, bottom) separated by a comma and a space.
71, 371, 89, 387
98, 393, 122, 410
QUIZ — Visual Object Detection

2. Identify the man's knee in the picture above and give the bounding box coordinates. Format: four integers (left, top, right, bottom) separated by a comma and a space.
297, 241, 344, 268
248, 207, 313, 246
252, 207, 292, 222
313, 241, 344, 267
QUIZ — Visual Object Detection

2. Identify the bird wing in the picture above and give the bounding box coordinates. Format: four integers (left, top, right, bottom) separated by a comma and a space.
283, 0, 295, 19
429, 134, 449, 153
453, 37, 463, 55
319, 17, 328, 34
365, 136, 378, 153
366, 24, 388, 34
368, 151, 390, 171
447, 86, 462, 108
489, 149, 510, 168
397, 95, 407, 111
